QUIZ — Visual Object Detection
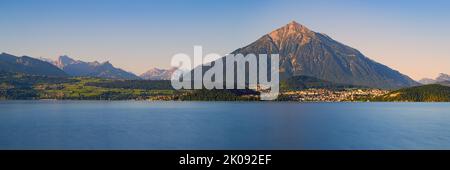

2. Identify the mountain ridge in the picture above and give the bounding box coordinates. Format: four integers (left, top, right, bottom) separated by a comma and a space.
0, 53, 67, 77
418, 73, 450, 85
43, 55, 141, 80
140, 67, 176, 80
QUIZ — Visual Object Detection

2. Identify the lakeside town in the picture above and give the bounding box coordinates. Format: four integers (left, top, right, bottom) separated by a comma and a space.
145, 88, 390, 102
279, 88, 390, 102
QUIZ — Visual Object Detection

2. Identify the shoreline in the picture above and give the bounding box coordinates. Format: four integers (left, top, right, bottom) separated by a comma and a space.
0, 99, 449, 103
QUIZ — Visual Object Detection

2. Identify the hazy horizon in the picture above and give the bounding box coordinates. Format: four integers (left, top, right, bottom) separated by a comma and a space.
1, 0, 449, 80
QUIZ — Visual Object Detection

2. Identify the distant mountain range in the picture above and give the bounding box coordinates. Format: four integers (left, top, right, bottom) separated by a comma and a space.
1, 52, 175, 80
221, 21, 418, 89
0, 21, 433, 89
0, 53, 67, 77
419, 73, 450, 86
140, 67, 176, 80
42, 55, 141, 79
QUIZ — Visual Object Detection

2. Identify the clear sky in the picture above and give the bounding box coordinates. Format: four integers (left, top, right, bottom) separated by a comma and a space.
1, 0, 449, 80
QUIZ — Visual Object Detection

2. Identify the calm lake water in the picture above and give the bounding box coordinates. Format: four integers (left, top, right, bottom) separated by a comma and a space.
0, 101, 449, 149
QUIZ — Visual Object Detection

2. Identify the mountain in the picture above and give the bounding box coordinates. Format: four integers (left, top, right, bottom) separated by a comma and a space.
418, 78, 436, 84
140, 67, 176, 80
375, 84, 450, 102
418, 73, 450, 85
280, 75, 364, 90
0, 53, 67, 77
46, 55, 140, 79
436, 80, 450, 86
203, 21, 418, 89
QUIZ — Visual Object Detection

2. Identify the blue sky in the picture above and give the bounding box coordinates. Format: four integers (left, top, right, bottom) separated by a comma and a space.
1, 0, 449, 79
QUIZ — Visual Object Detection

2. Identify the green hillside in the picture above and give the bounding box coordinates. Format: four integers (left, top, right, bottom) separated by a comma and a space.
280, 75, 363, 91
0, 71, 256, 100
375, 84, 450, 102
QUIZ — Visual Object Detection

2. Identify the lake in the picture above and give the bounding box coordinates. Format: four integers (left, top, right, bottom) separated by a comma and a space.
0, 101, 449, 149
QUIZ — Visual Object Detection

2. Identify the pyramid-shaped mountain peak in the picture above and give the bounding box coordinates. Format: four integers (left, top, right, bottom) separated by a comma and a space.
287, 20, 306, 29
272, 21, 312, 34
268, 21, 316, 48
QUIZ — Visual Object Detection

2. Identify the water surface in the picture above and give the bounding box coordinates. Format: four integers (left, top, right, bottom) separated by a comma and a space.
0, 101, 449, 149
